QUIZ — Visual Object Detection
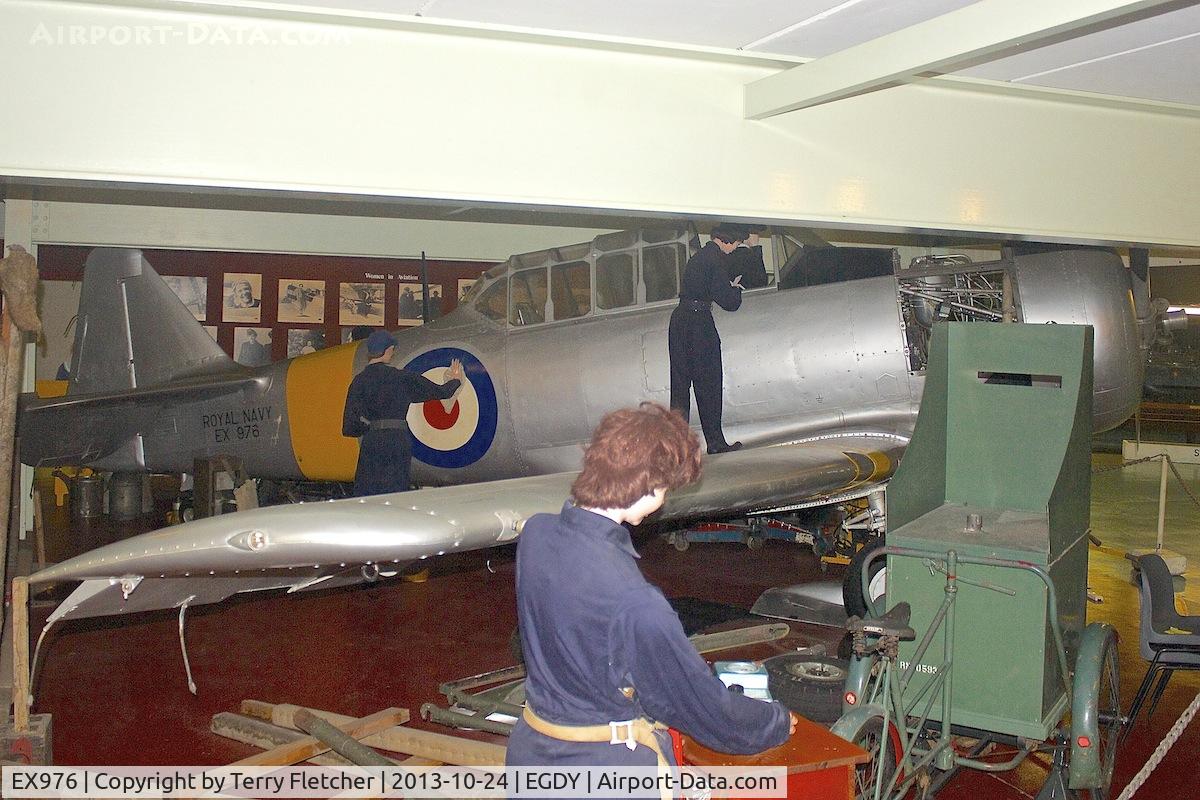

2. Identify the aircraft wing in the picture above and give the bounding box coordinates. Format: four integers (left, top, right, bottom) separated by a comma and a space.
30, 433, 903, 624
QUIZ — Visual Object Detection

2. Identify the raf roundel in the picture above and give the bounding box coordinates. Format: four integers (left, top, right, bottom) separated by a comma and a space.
403, 347, 498, 469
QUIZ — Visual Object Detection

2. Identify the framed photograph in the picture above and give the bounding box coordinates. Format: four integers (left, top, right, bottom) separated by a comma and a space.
234, 327, 273, 367
397, 283, 446, 324
278, 279, 325, 323
287, 328, 326, 358
339, 282, 385, 326
458, 278, 478, 303
202, 325, 218, 341
163, 275, 208, 321
222, 273, 262, 323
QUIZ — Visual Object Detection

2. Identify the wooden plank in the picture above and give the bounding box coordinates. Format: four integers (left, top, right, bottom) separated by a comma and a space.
229, 707, 406, 767
11, 577, 28, 731
242, 700, 505, 766
683, 715, 868, 772
212, 713, 441, 767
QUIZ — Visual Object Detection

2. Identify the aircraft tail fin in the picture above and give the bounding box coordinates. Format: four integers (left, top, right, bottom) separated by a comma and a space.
70, 248, 239, 395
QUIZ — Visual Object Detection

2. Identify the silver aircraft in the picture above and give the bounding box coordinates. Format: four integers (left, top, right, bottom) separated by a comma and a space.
19, 228, 1154, 638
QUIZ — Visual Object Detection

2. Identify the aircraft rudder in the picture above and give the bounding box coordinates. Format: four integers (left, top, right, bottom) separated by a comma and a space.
69, 248, 238, 395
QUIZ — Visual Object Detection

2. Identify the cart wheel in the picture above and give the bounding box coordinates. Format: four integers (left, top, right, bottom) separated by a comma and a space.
765, 654, 848, 723
1069, 623, 1120, 798
746, 533, 765, 551
835, 712, 903, 800
672, 533, 690, 552
843, 537, 887, 618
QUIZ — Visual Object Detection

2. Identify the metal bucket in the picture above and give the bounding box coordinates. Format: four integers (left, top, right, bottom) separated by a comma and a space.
108, 472, 145, 520
70, 474, 104, 521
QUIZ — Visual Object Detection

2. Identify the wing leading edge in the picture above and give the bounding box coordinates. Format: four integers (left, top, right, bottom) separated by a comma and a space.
31, 434, 905, 624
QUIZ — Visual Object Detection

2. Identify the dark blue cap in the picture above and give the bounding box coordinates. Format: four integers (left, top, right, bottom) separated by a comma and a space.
365, 330, 394, 356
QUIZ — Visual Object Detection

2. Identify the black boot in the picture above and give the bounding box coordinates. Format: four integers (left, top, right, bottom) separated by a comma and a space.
706, 440, 743, 455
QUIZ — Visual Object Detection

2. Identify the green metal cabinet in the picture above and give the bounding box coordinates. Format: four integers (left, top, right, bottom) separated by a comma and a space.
886, 322, 1093, 740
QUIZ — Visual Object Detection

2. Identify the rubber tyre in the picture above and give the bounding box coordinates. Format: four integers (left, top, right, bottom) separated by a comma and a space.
843, 537, 886, 619
765, 654, 848, 723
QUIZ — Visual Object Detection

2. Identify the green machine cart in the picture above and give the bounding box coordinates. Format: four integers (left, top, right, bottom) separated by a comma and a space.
833, 322, 1122, 799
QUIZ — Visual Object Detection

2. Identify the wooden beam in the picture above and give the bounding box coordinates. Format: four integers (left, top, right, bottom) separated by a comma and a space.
11, 577, 28, 731
228, 707, 406, 767
242, 701, 506, 766
745, 0, 1181, 118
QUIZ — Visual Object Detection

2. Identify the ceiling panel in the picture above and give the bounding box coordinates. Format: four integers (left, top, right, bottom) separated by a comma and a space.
742, 0, 978, 57
222, 0, 1200, 107
1012, 36, 1200, 105
278, 0, 426, 14
419, 0, 844, 50
955, 4, 1200, 82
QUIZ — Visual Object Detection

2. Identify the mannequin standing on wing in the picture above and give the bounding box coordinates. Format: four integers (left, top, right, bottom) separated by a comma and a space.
668, 224, 746, 455
726, 227, 769, 289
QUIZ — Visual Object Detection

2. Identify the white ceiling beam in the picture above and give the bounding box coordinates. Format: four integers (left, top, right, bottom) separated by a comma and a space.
744, 0, 1183, 119
3, 0, 1199, 247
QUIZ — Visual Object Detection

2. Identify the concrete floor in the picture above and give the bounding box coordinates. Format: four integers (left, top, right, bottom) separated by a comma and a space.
23, 453, 1200, 798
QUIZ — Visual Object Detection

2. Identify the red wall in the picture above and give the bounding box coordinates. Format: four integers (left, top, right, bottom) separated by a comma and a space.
36, 245, 496, 362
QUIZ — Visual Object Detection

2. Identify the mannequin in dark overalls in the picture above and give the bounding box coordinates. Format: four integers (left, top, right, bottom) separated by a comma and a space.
668, 225, 746, 454
342, 330, 463, 496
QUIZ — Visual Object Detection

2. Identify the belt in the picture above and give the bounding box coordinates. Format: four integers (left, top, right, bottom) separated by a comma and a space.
522, 706, 672, 800
367, 418, 408, 431
679, 298, 711, 312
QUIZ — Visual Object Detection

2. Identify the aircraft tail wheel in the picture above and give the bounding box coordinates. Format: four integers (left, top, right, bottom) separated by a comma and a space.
1069, 623, 1120, 797
765, 654, 848, 723
746, 533, 765, 551
672, 533, 690, 552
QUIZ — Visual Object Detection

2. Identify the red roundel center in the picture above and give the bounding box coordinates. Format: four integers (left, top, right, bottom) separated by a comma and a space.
422, 399, 460, 430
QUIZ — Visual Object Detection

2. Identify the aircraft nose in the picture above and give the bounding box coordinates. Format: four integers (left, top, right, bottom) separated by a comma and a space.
1013, 250, 1143, 433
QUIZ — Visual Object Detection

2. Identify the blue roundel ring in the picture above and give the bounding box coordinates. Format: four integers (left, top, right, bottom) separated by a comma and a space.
404, 347, 498, 469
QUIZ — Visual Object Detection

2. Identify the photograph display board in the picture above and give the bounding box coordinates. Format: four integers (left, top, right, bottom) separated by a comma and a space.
223, 273, 263, 323
287, 328, 326, 357
163, 275, 208, 321
339, 282, 385, 326
278, 279, 325, 323
234, 327, 273, 366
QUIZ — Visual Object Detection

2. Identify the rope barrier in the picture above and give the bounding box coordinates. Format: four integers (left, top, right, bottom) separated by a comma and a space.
1115, 689, 1200, 800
